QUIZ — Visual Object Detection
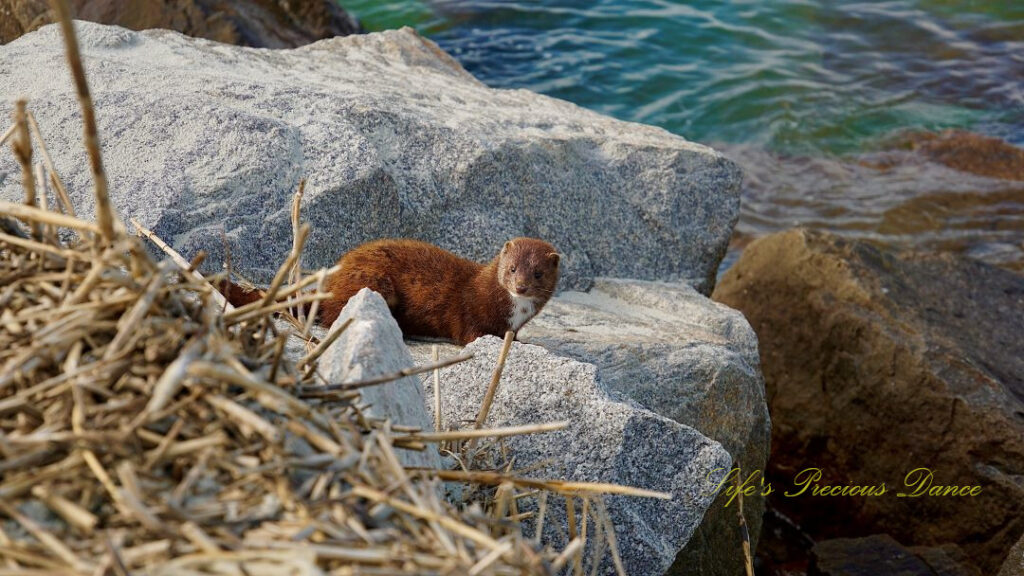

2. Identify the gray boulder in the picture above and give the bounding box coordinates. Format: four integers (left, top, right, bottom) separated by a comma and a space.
518, 278, 769, 576
316, 288, 441, 470
0, 21, 741, 294
411, 336, 731, 576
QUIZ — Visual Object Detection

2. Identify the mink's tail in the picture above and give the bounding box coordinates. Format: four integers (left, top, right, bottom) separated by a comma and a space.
217, 279, 321, 324
218, 279, 266, 308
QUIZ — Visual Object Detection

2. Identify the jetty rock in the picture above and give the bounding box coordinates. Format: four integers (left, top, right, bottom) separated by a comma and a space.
315, 288, 443, 471
0, 0, 360, 47
715, 229, 1024, 574
520, 278, 769, 576
0, 20, 741, 294
411, 336, 732, 576
0, 20, 764, 574
410, 277, 768, 576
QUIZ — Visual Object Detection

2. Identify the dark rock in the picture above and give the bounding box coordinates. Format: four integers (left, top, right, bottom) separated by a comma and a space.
713, 229, 1024, 573
999, 532, 1024, 576
0, 0, 359, 47
810, 534, 980, 576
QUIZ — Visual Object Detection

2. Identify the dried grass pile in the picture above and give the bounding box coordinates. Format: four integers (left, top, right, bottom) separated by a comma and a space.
0, 3, 667, 575
0, 206, 567, 575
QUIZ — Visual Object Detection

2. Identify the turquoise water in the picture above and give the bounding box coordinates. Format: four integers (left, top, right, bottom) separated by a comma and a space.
342, 0, 1024, 270
344, 0, 1022, 154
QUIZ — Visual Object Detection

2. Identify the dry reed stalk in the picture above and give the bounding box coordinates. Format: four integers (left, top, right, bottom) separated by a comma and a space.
567, 496, 578, 553
0, 501, 88, 572
29, 485, 97, 534
33, 163, 56, 245
11, 101, 39, 241
427, 470, 670, 500
225, 291, 329, 325
0, 230, 77, 259
474, 330, 515, 430
551, 538, 585, 572
221, 264, 340, 321
399, 421, 568, 443
432, 345, 442, 434
0, 200, 100, 235
734, 470, 755, 576
130, 218, 230, 311
258, 222, 309, 309
349, 486, 504, 551
469, 541, 515, 576
27, 111, 75, 219
297, 317, 352, 371
288, 180, 306, 307
576, 497, 590, 576
303, 267, 328, 335
49, 0, 117, 243
300, 353, 474, 395
595, 498, 627, 576
0, 124, 14, 147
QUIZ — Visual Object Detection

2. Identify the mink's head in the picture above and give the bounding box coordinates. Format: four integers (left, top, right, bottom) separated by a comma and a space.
496, 237, 560, 302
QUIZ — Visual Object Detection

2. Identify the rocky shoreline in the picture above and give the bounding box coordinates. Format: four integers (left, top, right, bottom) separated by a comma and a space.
1, 0, 360, 47
1, 18, 756, 575
715, 229, 1024, 575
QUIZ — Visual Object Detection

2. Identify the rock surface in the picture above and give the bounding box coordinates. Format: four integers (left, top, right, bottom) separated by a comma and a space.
316, 288, 441, 470
810, 534, 981, 576
714, 229, 1024, 574
999, 532, 1024, 576
0, 21, 741, 294
518, 277, 769, 576
0, 0, 359, 47
411, 336, 731, 575
881, 130, 1024, 182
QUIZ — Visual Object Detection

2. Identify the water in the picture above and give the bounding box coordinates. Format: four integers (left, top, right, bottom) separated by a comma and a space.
343, 0, 1024, 271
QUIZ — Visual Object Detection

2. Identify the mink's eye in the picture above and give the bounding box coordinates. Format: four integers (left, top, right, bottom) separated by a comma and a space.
510, 266, 517, 273
534, 271, 542, 279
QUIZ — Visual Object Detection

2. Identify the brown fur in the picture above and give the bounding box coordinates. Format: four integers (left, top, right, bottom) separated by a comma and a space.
223, 238, 560, 345
220, 279, 263, 308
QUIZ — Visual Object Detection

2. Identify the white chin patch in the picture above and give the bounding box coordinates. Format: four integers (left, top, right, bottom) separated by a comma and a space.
508, 293, 536, 332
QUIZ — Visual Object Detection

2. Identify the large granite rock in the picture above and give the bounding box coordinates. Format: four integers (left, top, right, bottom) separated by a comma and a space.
714, 229, 1024, 574
411, 336, 731, 576
316, 288, 441, 470
0, 21, 741, 294
518, 278, 769, 576
0, 0, 359, 47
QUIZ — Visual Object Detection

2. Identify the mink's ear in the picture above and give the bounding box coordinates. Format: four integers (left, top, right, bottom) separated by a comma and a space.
503, 240, 514, 253
548, 252, 561, 267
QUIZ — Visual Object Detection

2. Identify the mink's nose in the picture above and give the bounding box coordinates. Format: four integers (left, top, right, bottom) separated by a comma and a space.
515, 284, 528, 294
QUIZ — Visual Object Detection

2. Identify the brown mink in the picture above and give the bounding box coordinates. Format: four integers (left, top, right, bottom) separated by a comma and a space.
224, 238, 560, 345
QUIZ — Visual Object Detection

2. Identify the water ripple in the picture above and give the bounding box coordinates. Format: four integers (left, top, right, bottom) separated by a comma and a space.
344, 0, 1024, 269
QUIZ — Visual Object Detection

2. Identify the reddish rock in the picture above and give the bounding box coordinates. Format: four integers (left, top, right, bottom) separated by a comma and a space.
714, 229, 1024, 574
0, 0, 359, 47
886, 130, 1024, 181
